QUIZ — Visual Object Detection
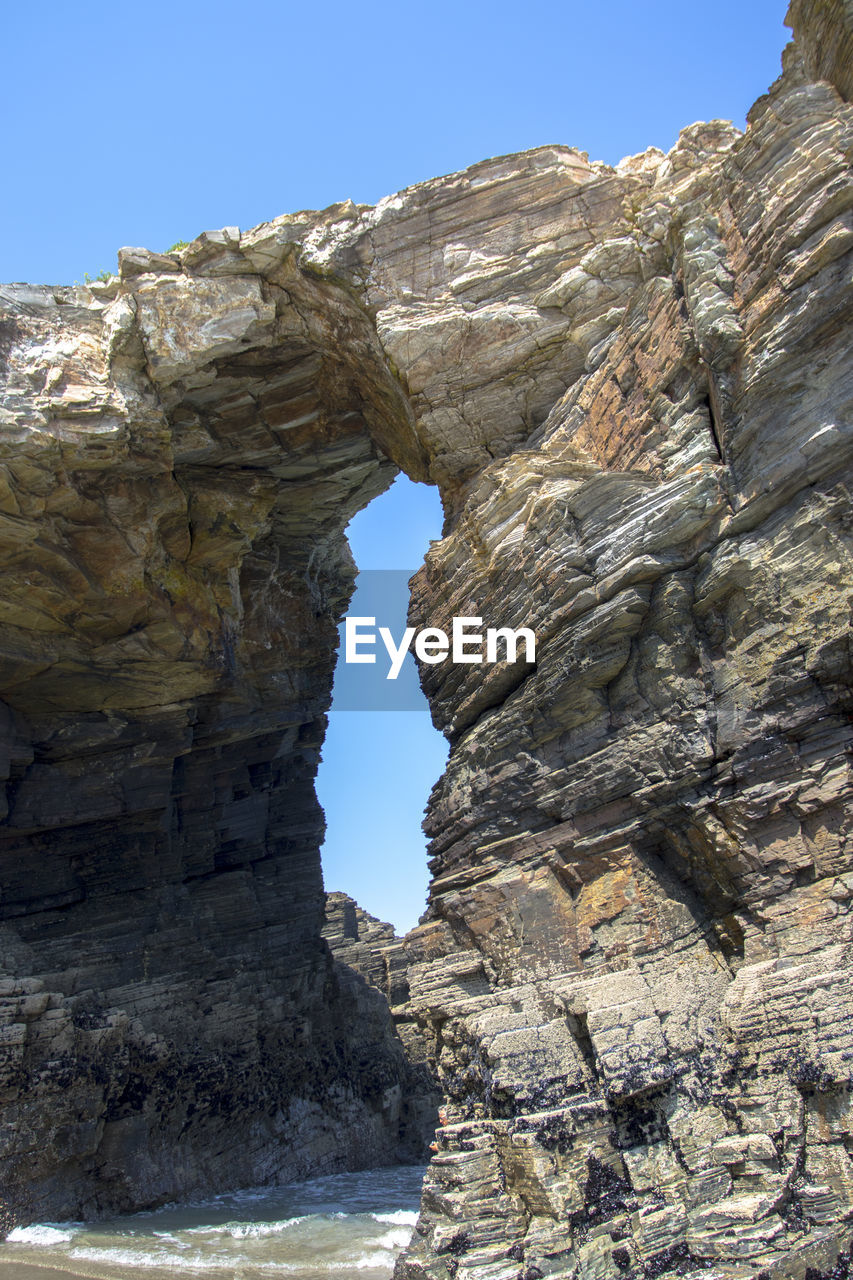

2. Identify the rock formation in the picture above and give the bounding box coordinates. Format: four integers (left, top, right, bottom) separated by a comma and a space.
0, 206, 423, 1220
0, 0, 851, 1273
323, 891, 441, 1154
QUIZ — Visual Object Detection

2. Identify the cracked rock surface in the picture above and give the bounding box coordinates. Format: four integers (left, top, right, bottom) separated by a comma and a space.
0, 0, 852, 1273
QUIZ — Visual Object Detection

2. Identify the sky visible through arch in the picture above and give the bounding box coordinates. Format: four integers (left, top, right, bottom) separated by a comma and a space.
3, 1, 794, 930
317, 477, 447, 935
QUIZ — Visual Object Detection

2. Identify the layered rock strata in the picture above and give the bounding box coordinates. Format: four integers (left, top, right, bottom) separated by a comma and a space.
322, 891, 441, 1155
394, 8, 853, 1274
0, 0, 851, 1274
0, 243, 422, 1219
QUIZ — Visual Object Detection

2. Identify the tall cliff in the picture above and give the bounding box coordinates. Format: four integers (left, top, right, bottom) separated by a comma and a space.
0, 0, 851, 1274
0, 192, 425, 1219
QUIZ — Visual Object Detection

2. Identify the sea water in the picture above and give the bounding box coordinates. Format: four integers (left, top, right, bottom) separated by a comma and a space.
0, 1165, 425, 1280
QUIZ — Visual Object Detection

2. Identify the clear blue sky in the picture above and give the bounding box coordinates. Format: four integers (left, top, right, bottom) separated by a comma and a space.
4, 1, 790, 285
4, 2, 793, 930
318, 477, 447, 934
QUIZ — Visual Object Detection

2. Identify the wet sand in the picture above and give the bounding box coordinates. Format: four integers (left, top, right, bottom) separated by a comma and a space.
0, 1268, 97, 1279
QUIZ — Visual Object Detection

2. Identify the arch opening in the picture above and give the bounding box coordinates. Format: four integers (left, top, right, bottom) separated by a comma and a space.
317, 473, 448, 936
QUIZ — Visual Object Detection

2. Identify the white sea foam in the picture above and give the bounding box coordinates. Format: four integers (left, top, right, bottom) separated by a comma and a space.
372, 1227, 414, 1250
70, 1244, 219, 1268
353, 1251, 402, 1270
225, 1216, 309, 1238
150, 1231, 192, 1250
182, 1215, 309, 1239
7, 1224, 76, 1245
6, 1166, 426, 1276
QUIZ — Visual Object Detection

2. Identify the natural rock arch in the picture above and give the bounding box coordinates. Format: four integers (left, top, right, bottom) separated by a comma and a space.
1, 3, 853, 1272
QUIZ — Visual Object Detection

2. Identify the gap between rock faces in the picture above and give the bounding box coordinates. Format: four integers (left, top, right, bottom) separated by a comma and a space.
318, 471, 449, 937
0, 1, 851, 1275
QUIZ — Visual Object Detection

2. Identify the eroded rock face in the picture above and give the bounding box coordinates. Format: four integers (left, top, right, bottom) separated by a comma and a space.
392, 7, 853, 1274
0, 0, 851, 1272
322, 891, 441, 1157
0, 253, 424, 1219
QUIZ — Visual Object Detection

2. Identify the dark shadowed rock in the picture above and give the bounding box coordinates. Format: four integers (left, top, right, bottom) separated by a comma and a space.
322, 891, 441, 1158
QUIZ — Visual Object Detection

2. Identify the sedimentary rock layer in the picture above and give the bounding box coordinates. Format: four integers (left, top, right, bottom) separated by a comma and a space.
394, 7, 853, 1274
0, 242, 419, 1218
0, 0, 851, 1274
322, 891, 441, 1154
